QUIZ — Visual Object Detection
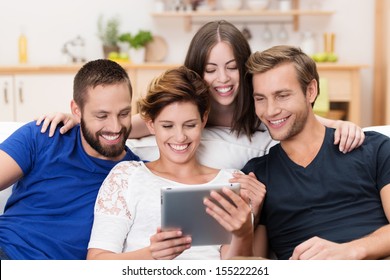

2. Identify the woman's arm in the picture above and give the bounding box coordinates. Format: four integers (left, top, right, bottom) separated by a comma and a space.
316, 115, 365, 153
204, 187, 255, 259
253, 225, 269, 258
35, 112, 78, 137
229, 172, 266, 225
88, 163, 191, 260
87, 228, 191, 260
36, 112, 152, 139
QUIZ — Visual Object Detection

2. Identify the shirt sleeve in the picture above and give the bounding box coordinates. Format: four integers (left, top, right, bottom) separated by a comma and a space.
374, 133, 390, 191
0, 121, 37, 174
88, 161, 141, 253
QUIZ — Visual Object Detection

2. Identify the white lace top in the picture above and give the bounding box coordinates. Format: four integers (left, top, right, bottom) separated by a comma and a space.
88, 161, 238, 260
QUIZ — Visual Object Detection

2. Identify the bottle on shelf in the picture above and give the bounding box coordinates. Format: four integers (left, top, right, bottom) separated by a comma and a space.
18, 28, 28, 64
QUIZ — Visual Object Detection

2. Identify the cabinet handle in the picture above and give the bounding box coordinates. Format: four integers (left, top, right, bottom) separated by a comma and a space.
3, 82, 8, 104
18, 83, 24, 103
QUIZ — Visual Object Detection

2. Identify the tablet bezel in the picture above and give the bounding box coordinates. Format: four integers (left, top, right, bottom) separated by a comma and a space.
160, 183, 241, 246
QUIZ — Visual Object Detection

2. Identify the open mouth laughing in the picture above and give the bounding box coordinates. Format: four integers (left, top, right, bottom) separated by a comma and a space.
215, 86, 234, 96
169, 143, 190, 152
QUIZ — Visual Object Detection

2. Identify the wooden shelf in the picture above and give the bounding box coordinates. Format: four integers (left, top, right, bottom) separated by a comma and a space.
151, 10, 334, 17
151, 9, 335, 31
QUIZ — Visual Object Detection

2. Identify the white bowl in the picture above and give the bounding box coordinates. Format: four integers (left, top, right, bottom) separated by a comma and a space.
247, 0, 269, 10
221, 0, 242, 11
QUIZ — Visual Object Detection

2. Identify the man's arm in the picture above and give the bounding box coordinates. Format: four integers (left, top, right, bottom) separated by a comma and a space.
36, 112, 151, 139
0, 150, 23, 191
290, 184, 390, 260
350, 183, 390, 259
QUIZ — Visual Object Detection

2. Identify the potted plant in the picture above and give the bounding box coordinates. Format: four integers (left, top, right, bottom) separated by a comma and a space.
97, 15, 120, 58
129, 30, 153, 50
119, 30, 153, 63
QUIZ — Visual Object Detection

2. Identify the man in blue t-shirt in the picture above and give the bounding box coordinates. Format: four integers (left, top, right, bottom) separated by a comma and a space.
0, 59, 140, 259
243, 46, 390, 260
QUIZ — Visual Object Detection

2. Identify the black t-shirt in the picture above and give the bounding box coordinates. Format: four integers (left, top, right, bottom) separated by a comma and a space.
242, 128, 390, 259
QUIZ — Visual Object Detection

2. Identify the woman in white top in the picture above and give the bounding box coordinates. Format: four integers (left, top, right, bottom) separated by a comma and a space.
87, 66, 266, 260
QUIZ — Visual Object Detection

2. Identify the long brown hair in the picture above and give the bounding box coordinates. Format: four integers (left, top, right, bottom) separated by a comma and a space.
184, 20, 260, 139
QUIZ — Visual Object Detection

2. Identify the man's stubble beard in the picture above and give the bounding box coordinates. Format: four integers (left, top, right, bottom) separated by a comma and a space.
80, 118, 131, 158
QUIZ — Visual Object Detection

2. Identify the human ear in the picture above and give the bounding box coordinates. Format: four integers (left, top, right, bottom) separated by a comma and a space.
201, 111, 209, 128
70, 100, 81, 123
145, 119, 156, 135
307, 79, 318, 104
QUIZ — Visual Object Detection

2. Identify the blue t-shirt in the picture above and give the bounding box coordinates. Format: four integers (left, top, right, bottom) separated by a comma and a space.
0, 121, 140, 259
242, 127, 390, 260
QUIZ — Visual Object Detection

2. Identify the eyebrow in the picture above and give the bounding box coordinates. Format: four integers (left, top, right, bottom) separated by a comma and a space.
253, 89, 293, 98
206, 58, 236, 66
93, 106, 132, 115
158, 119, 199, 123
120, 106, 132, 112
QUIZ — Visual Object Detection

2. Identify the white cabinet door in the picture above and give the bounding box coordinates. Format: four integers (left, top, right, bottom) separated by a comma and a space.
0, 76, 15, 121
13, 74, 74, 122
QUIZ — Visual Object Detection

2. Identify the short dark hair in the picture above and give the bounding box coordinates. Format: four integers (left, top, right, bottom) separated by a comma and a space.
73, 59, 132, 110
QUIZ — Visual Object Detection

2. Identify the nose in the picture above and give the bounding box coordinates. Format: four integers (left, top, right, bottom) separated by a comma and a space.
266, 99, 282, 117
174, 127, 187, 142
107, 117, 122, 133
217, 68, 230, 83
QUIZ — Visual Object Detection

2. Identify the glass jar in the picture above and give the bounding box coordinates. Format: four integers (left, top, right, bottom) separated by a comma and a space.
301, 32, 316, 56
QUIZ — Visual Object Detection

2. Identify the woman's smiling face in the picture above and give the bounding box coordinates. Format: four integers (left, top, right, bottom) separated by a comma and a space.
146, 101, 206, 164
203, 41, 240, 107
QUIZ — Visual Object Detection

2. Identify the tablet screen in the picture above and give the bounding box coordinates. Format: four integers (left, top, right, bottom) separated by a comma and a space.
161, 183, 240, 246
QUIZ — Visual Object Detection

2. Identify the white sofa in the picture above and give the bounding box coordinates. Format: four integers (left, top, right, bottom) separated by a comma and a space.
0, 122, 390, 214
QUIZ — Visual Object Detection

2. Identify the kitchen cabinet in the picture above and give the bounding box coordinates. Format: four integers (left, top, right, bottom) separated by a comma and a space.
0, 74, 73, 122
0, 64, 178, 119
151, 0, 334, 31
317, 64, 368, 126
0, 76, 15, 121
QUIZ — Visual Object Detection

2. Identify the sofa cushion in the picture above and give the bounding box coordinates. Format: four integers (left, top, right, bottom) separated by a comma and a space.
0, 122, 25, 143
363, 125, 390, 137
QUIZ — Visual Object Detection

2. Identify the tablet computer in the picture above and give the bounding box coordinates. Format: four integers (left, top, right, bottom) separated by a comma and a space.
161, 183, 240, 246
